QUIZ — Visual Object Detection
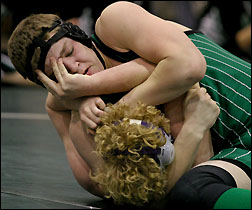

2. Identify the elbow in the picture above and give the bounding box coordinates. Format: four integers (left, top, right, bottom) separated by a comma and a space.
45, 103, 53, 119
183, 49, 206, 84
45, 101, 50, 113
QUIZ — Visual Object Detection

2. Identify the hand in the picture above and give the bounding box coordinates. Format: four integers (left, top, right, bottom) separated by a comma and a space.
183, 87, 220, 133
36, 57, 90, 100
78, 97, 106, 135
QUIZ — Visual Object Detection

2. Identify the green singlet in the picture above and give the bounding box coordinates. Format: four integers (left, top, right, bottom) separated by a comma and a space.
186, 31, 251, 168
92, 30, 251, 168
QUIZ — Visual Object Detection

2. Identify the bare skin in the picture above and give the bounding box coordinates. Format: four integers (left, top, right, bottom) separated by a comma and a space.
33, 1, 251, 199
195, 160, 251, 190
37, 2, 206, 102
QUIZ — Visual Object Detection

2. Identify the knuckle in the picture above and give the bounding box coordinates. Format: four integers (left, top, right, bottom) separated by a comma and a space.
93, 108, 100, 116
94, 117, 101, 124
61, 85, 68, 92
83, 107, 89, 114
79, 114, 85, 121
97, 98, 104, 104
80, 113, 87, 121
216, 106, 220, 114
56, 90, 63, 97
89, 123, 97, 130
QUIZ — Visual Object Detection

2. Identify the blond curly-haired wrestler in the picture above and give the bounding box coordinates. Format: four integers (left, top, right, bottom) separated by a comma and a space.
92, 102, 172, 205
7, 1, 250, 208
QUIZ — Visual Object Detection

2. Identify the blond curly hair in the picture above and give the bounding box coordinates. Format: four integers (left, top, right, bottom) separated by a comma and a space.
91, 102, 171, 206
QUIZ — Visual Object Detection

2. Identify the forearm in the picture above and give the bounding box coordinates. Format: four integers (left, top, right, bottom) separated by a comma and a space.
64, 132, 104, 198
46, 99, 104, 197
165, 87, 219, 192
46, 97, 72, 143
121, 55, 206, 106
84, 58, 154, 96
46, 91, 85, 112
165, 122, 205, 191
193, 130, 213, 166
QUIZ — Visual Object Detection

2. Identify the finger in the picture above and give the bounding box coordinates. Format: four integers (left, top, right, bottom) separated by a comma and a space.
205, 93, 211, 100
50, 57, 64, 84
200, 87, 207, 94
183, 88, 198, 105
85, 117, 98, 130
92, 107, 105, 119
85, 107, 102, 124
58, 58, 69, 76
80, 109, 99, 128
210, 100, 220, 116
96, 98, 106, 110
104, 107, 111, 112
36, 69, 57, 93
190, 83, 200, 90
91, 115, 101, 124
87, 128, 96, 135
210, 98, 218, 107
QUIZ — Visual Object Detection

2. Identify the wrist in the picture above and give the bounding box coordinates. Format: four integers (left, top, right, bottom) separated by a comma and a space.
182, 122, 205, 141
62, 98, 82, 111
75, 75, 93, 96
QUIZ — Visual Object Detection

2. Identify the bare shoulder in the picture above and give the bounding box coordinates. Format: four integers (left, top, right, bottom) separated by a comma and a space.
95, 1, 146, 50
100, 1, 143, 18
95, 1, 195, 63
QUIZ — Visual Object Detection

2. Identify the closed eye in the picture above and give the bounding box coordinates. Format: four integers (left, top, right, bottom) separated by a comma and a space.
66, 48, 74, 57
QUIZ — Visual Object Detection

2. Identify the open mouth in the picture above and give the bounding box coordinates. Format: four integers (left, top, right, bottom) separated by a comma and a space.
83, 67, 89, 75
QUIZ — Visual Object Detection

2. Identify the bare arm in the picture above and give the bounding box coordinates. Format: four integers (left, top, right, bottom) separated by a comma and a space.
37, 2, 206, 104
165, 87, 220, 192
97, 2, 206, 106
45, 93, 104, 197
86, 58, 154, 95
163, 85, 214, 166
120, 56, 205, 106
37, 58, 155, 99
166, 122, 204, 191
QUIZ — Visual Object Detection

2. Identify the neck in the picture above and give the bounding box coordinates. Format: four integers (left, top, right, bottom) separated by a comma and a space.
92, 41, 122, 69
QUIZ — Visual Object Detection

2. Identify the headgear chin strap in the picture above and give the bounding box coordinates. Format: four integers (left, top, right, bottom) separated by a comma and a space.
26, 18, 106, 87
113, 119, 175, 168
157, 130, 175, 167
128, 119, 175, 168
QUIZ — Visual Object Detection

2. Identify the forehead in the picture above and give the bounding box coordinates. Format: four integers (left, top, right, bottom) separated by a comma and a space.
47, 37, 70, 58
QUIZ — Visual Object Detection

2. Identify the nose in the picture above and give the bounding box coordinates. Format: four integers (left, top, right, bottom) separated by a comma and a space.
61, 58, 79, 74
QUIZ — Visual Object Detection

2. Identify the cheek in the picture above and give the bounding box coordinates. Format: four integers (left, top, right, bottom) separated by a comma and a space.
44, 57, 52, 75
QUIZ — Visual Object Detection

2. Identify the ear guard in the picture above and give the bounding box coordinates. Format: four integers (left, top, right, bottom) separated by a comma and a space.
25, 18, 105, 87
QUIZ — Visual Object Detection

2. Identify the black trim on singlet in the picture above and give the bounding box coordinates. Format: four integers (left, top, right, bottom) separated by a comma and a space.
94, 30, 204, 105
91, 32, 140, 63
184, 30, 204, 36
100, 92, 128, 104
91, 30, 203, 64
